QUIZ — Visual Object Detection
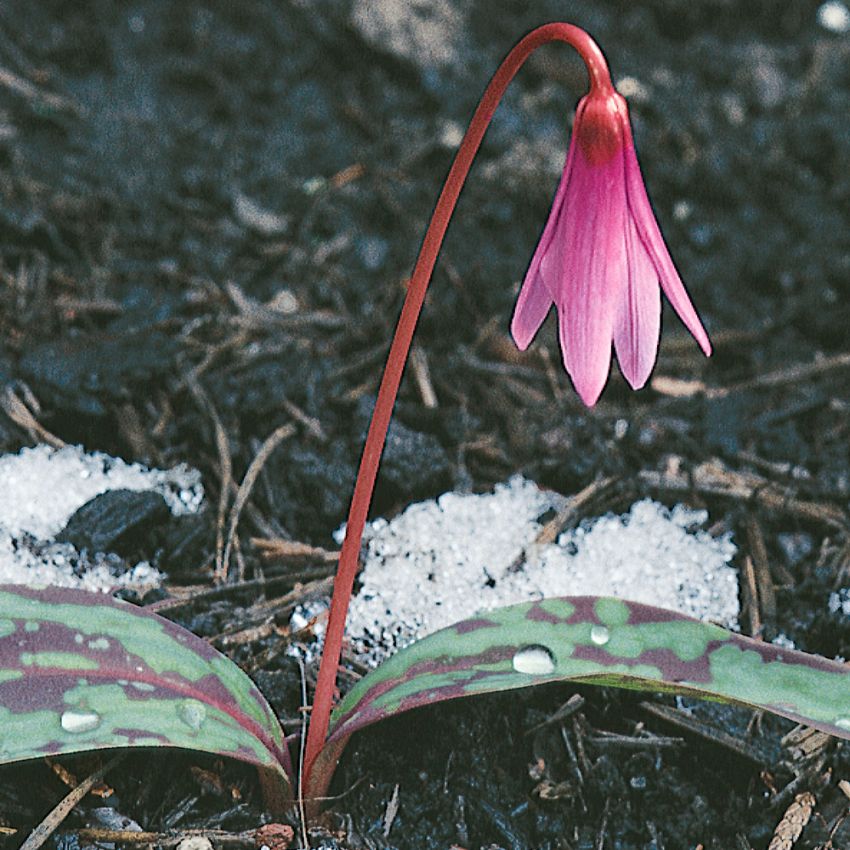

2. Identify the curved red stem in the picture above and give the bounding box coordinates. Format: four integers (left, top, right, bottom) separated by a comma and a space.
303, 22, 613, 786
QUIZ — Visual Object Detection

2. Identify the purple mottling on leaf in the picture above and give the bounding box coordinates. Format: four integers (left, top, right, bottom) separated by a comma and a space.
403, 647, 510, 680
571, 643, 719, 684
563, 597, 604, 625
0, 617, 253, 718
341, 647, 511, 719
743, 638, 845, 675
454, 617, 500, 634
326, 594, 850, 795
0, 676, 69, 713
526, 603, 566, 624
331, 666, 514, 741
624, 603, 691, 626
0, 584, 291, 779
112, 728, 170, 745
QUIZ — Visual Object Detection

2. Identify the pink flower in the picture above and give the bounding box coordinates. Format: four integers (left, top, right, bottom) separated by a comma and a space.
510, 87, 712, 406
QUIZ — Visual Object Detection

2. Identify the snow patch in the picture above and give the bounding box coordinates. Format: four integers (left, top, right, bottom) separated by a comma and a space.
0, 444, 203, 591
818, 1, 850, 32
301, 477, 740, 666
829, 588, 850, 617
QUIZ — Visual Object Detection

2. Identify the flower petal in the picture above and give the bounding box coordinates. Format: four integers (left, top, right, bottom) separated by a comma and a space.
510, 268, 554, 350
623, 143, 712, 356
510, 100, 586, 350
613, 212, 661, 389
545, 148, 626, 406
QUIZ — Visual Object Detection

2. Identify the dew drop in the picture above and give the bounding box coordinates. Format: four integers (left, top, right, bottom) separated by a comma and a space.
512, 645, 555, 675
835, 717, 850, 731
60, 710, 101, 734
178, 699, 207, 732
590, 625, 611, 646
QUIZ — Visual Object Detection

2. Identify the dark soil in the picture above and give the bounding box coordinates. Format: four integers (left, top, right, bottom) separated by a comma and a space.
0, 1, 849, 848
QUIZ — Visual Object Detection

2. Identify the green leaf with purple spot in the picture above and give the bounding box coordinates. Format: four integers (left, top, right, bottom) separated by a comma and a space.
327, 596, 850, 748
0, 585, 291, 789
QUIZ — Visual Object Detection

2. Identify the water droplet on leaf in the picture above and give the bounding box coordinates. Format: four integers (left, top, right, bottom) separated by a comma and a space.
835, 717, 850, 731
590, 625, 611, 646
60, 710, 101, 734
512, 645, 555, 675
178, 699, 207, 732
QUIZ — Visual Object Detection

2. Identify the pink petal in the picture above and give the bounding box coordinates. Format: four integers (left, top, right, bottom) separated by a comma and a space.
623, 144, 712, 356
510, 101, 586, 350
544, 148, 627, 406
613, 212, 661, 389
510, 268, 554, 350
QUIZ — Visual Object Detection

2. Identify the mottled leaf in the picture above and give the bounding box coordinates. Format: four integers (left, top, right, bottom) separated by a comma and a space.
326, 595, 850, 750
0, 585, 292, 787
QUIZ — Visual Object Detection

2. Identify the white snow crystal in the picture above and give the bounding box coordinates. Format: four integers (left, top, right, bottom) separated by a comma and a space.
771, 633, 797, 650
829, 588, 850, 617
342, 476, 739, 666
818, 1, 850, 32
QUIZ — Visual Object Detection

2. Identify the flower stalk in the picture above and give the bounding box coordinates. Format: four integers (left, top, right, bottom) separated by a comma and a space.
303, 22, 624, 793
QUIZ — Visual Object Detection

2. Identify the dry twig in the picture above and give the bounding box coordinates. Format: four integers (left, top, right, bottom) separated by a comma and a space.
221, 424, 296, 582
1, 385, 65, 448
746, 515, 778, 617
0, 64, 82, 115
252, 538, 339, 564
768, 791, 816, 850
640, 701, 771, 765
57, 828, 256, 847
19, 756, 124, 850
641, 459, 847, 529
410, 344, 438, 408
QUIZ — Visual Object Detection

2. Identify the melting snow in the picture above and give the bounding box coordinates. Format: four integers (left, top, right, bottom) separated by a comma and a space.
818, 1, 850, 33
336, 476, 739, 666
0, 444, 203, 591
829, 588, 850, 617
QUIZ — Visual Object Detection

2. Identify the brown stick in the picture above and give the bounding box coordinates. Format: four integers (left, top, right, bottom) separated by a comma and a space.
19, 756, 124, 850
640, 702, 770, 765
746, 516, 777, 619
221, 424, 296, 582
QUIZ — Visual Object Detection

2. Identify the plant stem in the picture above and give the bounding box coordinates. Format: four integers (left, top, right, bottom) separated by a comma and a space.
303, 22, 613, 787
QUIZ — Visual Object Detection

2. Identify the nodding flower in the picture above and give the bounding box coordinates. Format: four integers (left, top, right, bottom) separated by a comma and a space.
305, 25, 714, 798
511, 82, 712, 406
